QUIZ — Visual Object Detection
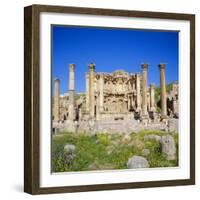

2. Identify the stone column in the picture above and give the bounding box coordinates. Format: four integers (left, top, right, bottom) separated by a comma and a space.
54, 78, 60, 122
150, 83, 155, 112
85, 73, 89, 112
68, 64, 75, 121
99, 74, 104, 112
141, 64, 148, 118
96, 96, 100, 120
131, 95, 135, 109
147, 93, 150, 112
88, 63, 95, 118
127, 95, 130, 111
159, 63, 167, 118
136, 73, 141, 112
173, 97, 179, 117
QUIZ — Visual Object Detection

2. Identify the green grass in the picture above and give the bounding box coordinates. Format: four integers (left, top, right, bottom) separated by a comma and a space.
52, 131, 178, 172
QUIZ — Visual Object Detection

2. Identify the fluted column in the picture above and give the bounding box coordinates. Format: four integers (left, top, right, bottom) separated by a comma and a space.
136, 73, 141, 112
99, 74, 104, 112
150, 83, 155, 112
85, 73, 89, 112
54, 78, 60, 122
159, 63, 167, 118
141, 64, 148, 118
88, 63, 95, 118
68, 64, 75, 121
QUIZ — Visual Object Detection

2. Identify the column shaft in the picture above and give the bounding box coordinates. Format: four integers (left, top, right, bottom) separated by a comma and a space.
147, 93, 150, 112
99, 74, 104, 112
150, 84, 155, 112
136, 73, 141, 111
54, 79, 60, 122
85, 73, 89, 112
142, 64, 148, 117
159, 64, 167, 117
88, 63, 95, 118
68, 64, 75, 121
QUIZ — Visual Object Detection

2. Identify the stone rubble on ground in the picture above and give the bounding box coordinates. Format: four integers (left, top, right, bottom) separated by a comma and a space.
144, 134, 161, 142
168, 119, 178, 134
63, 144, 76, 164
161, 135, 176, 160
127, 155, 149, 169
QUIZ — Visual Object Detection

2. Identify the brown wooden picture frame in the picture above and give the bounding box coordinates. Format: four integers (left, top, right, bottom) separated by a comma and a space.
24, 4, 195, 195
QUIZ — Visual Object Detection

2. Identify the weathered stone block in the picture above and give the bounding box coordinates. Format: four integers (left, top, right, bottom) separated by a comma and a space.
168, 119, 178, 133
144, 134, 161, 142
63, 144, 76, 164
127, 155, 149, 169
161, 135, 176, 160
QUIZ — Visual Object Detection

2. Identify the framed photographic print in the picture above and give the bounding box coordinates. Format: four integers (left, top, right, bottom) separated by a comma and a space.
24, 4, 195, 194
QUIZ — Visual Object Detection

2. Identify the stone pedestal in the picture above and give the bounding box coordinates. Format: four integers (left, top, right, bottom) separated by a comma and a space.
54, 78, 60, 122
159, 64, 167, 120
68, 64, 75, 121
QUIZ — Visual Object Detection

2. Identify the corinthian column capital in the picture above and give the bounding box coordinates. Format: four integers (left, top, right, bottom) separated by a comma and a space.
69, 63, 75, 71
88, 63, 95, 70
158, 63, 166, 70
141, 63, 148, 70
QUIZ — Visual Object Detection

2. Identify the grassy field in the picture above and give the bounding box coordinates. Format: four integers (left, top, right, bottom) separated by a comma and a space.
52, 131, 178, 172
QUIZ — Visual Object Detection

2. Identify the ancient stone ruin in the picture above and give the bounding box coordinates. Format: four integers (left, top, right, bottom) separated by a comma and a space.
52, 63, 179, 134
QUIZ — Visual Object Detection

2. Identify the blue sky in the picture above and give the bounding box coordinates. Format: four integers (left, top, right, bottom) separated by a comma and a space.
52, 25, 178, 94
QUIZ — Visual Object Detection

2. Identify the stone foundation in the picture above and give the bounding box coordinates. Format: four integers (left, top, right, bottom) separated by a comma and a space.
53, 119, 170, 135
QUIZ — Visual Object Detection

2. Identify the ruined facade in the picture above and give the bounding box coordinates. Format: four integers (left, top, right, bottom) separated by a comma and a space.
83, 63, 156, 122
52, 63, 179, 133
